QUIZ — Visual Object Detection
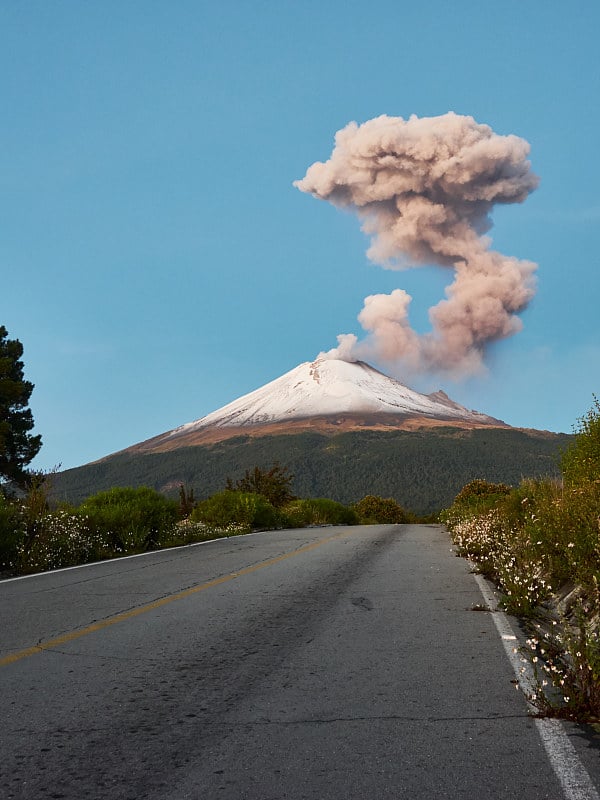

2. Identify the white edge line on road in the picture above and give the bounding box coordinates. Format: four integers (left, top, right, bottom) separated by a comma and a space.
0, 527, 280, 584
473, 570, 600, 800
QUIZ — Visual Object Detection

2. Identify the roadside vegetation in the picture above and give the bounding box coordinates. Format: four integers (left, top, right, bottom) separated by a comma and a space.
0, 462, 415, 577
441, 398, 600, 722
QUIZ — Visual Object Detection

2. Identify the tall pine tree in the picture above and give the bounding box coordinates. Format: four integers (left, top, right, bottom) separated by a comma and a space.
0, 325, 42, 487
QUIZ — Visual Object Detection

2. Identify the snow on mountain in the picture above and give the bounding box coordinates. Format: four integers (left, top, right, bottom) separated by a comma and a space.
167, 357, 501, 439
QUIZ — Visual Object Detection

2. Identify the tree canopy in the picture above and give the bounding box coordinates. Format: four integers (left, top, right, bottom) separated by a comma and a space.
225, 462, 295, 507
0, 325, 42, 487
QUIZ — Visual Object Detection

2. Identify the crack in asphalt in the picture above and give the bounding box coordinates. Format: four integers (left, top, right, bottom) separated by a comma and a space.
7, 712, 530, 736
222, 713, 530, 725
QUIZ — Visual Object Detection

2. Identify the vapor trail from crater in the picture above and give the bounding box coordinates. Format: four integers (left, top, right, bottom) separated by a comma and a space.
294, 112, 539, 377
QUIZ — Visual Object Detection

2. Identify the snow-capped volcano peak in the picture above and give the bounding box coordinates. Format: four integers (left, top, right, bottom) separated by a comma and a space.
167, 357, 501, 440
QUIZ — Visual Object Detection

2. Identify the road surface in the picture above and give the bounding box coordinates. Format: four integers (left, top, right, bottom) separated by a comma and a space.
1, 524, 598, 799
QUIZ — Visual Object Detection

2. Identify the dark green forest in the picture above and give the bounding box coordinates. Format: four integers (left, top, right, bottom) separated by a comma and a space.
51, 427, 571, 515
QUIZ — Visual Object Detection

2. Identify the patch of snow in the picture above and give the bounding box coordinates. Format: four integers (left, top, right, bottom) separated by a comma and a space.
167, 357, 498, 438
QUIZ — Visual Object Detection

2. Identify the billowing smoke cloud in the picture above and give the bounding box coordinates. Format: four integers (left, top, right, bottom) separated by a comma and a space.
294, 112, 539, 377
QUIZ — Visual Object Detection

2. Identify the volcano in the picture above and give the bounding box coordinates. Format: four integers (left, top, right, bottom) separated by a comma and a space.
56, 358, 568, 512
123, 357, 507, 455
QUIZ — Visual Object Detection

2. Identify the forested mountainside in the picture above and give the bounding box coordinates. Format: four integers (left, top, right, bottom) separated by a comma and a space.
52, 427, 570, 515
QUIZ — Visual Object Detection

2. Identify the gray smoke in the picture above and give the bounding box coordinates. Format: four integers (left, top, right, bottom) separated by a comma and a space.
294, 112, 539, 376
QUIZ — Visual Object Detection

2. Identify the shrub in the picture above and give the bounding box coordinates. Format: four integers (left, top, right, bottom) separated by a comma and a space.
79, 486, 178, 553
2, 472, 59, 572
524, 586, 600, 723
17, 509, 108, 574
191, 491, 281, 530
225, 463, 295, 507
452, 479, 512, 510
280, 500, 312, 529
353, 495, 408, 524
562, 395, 600, 486
0, 492, 24, 570
283, 498, 358, 527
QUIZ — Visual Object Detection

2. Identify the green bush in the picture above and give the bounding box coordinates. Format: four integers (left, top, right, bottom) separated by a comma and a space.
79, 486, 178, 554
453, 478, 512, 507
562, 396, 600, 486
0, 492, 24, 570
440, 479, 512, 526
1, 476, 58, 573
191, 491, 282, 530
353, 495, 408, 524
283, 498, 358, 527
280, 500, 312, 528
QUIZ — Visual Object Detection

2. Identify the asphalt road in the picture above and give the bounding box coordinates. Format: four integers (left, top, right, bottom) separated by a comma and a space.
1, 524, 598, 799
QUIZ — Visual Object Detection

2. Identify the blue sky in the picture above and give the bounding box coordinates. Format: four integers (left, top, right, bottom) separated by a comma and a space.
2, 1, 599, 471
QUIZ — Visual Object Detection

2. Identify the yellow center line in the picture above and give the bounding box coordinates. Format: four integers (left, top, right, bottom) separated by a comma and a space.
1, 527, 357, 668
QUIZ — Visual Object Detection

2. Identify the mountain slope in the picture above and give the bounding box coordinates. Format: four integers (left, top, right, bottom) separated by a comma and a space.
123, 357, 506, 454
52, 427, 571, 514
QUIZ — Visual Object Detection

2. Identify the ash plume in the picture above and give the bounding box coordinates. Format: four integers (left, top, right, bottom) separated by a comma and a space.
294, 112, 539, 377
